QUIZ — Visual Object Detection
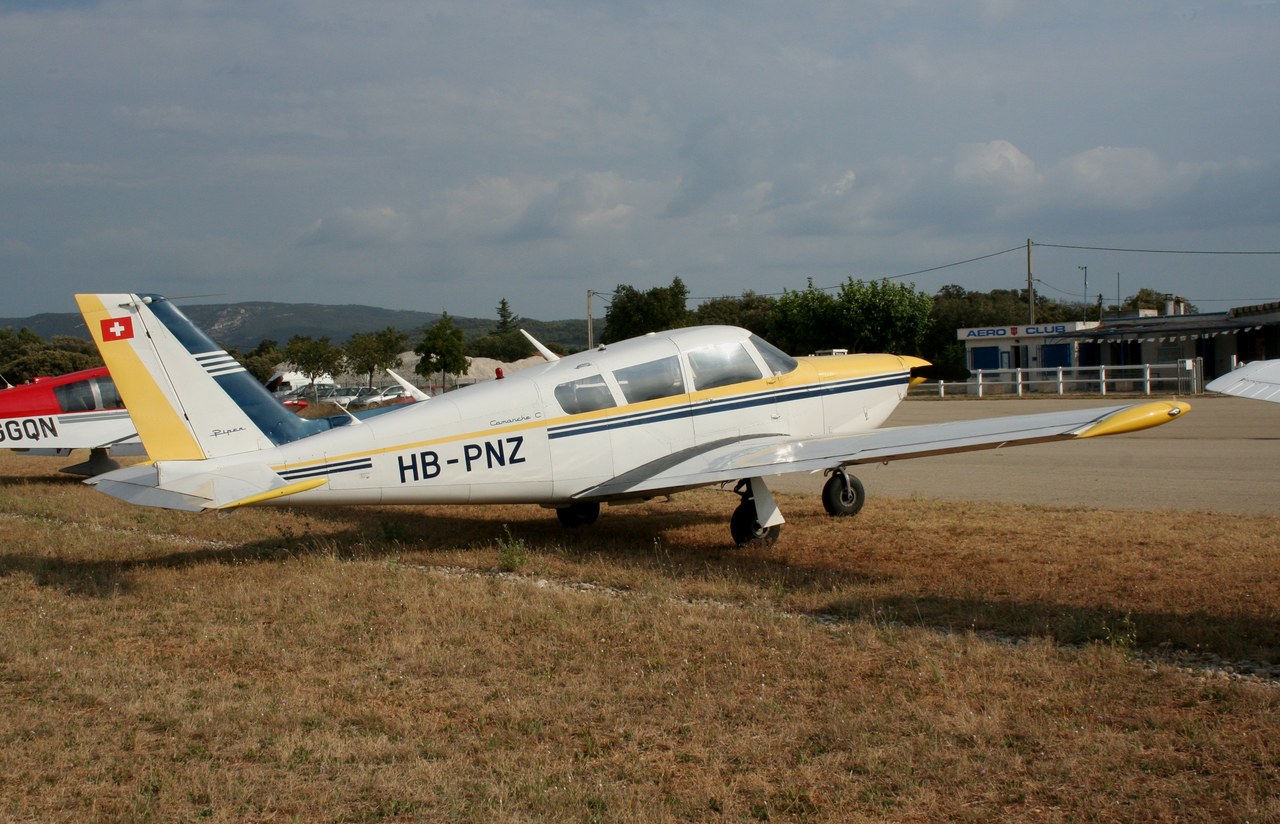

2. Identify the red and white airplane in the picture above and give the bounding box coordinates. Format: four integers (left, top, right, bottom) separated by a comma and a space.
77, 292, 1190, 546
0, 365, 143, 475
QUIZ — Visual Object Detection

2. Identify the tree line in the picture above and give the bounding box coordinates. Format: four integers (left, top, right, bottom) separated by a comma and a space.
601, 278, 1193, 380
2, 285, 1192, 388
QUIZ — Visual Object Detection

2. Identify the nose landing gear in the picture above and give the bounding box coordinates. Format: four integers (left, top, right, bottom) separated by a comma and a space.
730, 478, 783, 547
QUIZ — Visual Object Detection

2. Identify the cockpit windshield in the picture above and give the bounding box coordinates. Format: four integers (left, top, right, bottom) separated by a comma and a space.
750, 335, 798, 376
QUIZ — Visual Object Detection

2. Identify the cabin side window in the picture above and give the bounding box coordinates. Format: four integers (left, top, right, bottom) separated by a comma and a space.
750, 335, 799, 376
53, 379, 96, 412
94, 377, 124, 409
686, 342, 763, 391
553, 374, 617, 415
613, 356, 685, 404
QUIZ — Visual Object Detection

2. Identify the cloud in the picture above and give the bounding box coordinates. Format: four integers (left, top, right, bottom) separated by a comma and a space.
1048, 147, 1194, 211
1, 1, 1277, 319
297, 207, 413, 248
952, 140, 1040, 190
662, 117, 753, 219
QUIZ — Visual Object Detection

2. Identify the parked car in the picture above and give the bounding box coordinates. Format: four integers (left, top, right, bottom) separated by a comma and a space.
316, 386, 364, 406
277, 390, 310, 411
352, 384, 411, 408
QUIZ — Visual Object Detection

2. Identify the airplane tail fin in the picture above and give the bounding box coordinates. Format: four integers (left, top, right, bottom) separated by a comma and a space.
76, 293, 328, 461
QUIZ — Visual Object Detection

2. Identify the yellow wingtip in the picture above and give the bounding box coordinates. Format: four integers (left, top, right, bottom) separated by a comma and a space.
1076, 401, 1191, 439
216, 477, 328, 510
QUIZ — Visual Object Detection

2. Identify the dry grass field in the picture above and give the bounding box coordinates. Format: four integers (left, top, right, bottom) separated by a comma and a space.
2, 448, 1279, 822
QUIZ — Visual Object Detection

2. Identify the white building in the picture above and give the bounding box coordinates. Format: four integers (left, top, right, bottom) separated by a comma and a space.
956, 321, 1101, 372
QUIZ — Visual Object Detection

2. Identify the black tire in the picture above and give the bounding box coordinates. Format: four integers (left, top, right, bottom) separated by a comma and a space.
730, 499, 781, 547
556, 501, 600, 528
822, 471, 865, 517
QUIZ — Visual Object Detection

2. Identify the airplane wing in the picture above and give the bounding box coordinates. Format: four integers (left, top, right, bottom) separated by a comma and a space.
577, 400, 1188, 500
1206, 360, 1280, 404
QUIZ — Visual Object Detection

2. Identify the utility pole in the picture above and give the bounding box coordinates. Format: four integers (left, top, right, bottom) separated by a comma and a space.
1078, 265, 1088, 317
586, 289, 611, 349
1026, 238, 1035, 325
1116, 273, 1121, 316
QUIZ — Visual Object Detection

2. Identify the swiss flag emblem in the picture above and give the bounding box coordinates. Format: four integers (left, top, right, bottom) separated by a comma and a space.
101, 316, 134, 341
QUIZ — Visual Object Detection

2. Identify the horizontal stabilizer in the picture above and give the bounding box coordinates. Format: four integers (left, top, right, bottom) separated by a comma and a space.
86, 460, 327, 511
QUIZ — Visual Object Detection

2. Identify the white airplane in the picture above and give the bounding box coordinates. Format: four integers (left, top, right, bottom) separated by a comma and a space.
75, 292, 1190, 546
1206, 359, 1280, 404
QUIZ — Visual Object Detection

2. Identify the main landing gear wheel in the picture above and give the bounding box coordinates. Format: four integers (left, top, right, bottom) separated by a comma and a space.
822, 469, 865, 517
556, 501, 600, 528
730, 480, 781, 547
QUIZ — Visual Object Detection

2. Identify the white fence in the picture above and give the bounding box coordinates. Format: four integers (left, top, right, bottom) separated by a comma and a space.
913, 359, 1203, 398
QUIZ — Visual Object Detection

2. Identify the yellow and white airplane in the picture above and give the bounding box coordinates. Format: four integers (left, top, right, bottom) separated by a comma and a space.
76, 292, 1190, 546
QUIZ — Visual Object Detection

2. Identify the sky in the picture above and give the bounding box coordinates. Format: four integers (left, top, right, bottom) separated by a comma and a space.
3, 0, 1278, 323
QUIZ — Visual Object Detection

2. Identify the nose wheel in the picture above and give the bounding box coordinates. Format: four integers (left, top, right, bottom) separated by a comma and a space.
730, 479, 782, 547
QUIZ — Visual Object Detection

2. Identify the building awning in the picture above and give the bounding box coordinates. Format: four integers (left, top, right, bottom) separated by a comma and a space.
1055, 302, 1279, 344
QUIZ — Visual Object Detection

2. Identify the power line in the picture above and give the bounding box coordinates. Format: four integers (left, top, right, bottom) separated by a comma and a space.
1035, 242, 1280, 255
677, 239, 1278, 303
1032, 278, 1081, 299
688, 244, 1026, 301
884, 244, 1026, 279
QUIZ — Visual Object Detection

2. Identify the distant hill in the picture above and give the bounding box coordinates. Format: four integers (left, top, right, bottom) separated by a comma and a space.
1, 301, 589, 352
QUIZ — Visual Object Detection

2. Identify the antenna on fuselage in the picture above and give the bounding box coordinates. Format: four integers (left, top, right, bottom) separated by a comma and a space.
520, 329, 560, 362
387, 369, 430, 401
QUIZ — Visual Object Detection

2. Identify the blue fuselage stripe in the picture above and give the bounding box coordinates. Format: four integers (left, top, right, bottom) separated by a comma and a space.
547, 372, 907, 440
279, 458, 373, 481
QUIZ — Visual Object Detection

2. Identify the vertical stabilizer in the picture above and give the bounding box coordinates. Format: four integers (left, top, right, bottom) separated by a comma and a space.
76, 293, 327, 461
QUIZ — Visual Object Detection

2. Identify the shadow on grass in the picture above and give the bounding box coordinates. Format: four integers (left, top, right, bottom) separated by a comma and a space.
4, 500, 1277, 665
814, 594, 1280, 666
0, 472, 85, 487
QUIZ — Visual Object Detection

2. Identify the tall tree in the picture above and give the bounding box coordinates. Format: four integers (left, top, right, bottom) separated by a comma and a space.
415, 312, 470, 389
766, 280, 840, 355
346, 326, 410, 387
495, 298, 520, 335
283, 335, 345, 399
691, 291, 776, 336
234, 339, 282, 384
835, 278, 933, 356
602, 277, 691, 343
765, 278, 932, 356
469, 299, 534, 361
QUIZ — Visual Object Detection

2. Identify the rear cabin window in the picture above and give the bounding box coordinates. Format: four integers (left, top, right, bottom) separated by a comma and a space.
750, 335, 799, 376
687, 342, 763, 391
53, 379, 96, 412
95, 377, 123, 409
614, 356, 685, 404
554, 374, 616, 415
